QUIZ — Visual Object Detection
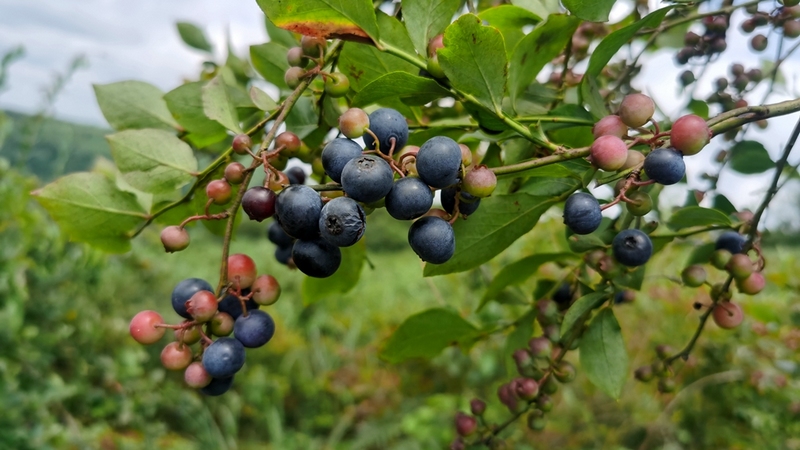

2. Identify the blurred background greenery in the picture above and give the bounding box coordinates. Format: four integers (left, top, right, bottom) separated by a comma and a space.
1, 9, 800, 450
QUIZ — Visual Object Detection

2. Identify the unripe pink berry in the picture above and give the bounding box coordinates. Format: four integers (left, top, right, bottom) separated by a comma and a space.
726, 253, 754, 280
251, 274, 281, 306
210, 311, 234, 336
232, 134, 252, 155
129, 310, 166, 345
228, 253, 257, 289
160, 341, 193, 371
512, 377, 539, 400
160, 225, 190, 253
454, 412, 478, 437
621, 150, 645, 170
590, 135, 629, 171
618, 93, 655, 128
462, 165, 497, 198
670, 114, 710, 155
206, 179, 232, 205
712, 301, 744, 329
174, 322, 201, 344
736, 271, 765, 295
224, 162, 247, 185
184, 361, 212, 388
681, 265, 707, 287
187, 290, 218, 323
338, 108, 370, 139
592, 115, 628, 139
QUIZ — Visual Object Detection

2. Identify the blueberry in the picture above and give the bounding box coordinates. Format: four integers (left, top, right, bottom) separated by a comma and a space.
416, 136, 462, 188
340, 155, 394, 203
363, 108, 408, 155
553, 283, 572, 304
716, 231, 746, 254
217, 290, 258, 320
275, 245, 293, 265
385, 177, 434, 220
172, 278, 213, 319
318, 197, 366, 247
321, 138, 363, 183
612, 229, 653, 267
441, 187, 480, 216
202, 337, 246, 378
292, 238, 342, 278
233, 310, 276, 348
408, 216, 455, 264
285, 166, 306, 185
275, 185, 323, 240
200, 375, 234, 396
268, 221, 294, 247
563, 192, 602, 235
643, 148, 685, 185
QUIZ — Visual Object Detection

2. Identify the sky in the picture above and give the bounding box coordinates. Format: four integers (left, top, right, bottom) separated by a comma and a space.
0, 0, 798, 226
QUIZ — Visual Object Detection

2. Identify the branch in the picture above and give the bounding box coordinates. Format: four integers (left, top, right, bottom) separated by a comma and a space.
708, 97, 800, 135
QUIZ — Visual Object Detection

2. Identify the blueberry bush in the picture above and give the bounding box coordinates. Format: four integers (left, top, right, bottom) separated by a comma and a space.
17, 0, 800, 448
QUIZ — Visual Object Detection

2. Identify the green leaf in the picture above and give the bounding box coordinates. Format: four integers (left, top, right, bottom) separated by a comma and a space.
713, 194, 737, 216
480, 253, 577, 310
728, 140, 775, 174
202, 75, 243, 133
285, 95, 319, 139
667, 206, 732, 231
517, 177, 581, 197
580, 73, 608, 119
562, 0, 617, 22
438, 14, 507, 114
257, 0, 380, 43
106, 129, 198, 195
479, 5, 542, 55
561, 292, 607, 339
504, 309, 536, 376
509, 15, 581, 107
511, 0, 560, 18
402, 0, 462, 57
614, 265, 646, 291
250, 43, 290, 89
582, 7, 673, 98
302, 240, 365, 304
32, 172, 147, 252
164, 82, 228, 138
176, 22, 212, 52
579, 308, 628, 399
249, 86, 279, 111
94, 81, 180, 131
379, 308, 479, 363
686, 242, 716, 266
352, 72, 450, 107
424, 193, 559, 276
687, 99, 709, 119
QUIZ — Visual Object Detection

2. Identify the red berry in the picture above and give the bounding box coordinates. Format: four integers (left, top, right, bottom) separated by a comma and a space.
251, 274, 281, 306
338, 108, 370, 139
129, 310, 166, 345
206, 179, 232, 205
232, 134, 252, 155
618, 93, 655, 128
512, 377, 539, 400
470, 398, 486, 416
462, 165, 497, 198
228, 253, 257, 289
242, 186, 277, 221
592, 115, 628, 139
528, 336, 552, 358
670, 114, 710, 156
187, 290, 218, 322
160, 341, 193, 371
160, 225, 190, 253
184, 361, 212, 388
428, 34, 444, 57
275, 131, 302, 154
224, 162, 247, 185
590, 135, 629, 171
712, 301, 744, 329
454, 412, 478, 436
737, 271, 765, 295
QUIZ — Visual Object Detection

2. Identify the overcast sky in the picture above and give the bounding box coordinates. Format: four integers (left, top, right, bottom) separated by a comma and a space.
1, 0, 798, 225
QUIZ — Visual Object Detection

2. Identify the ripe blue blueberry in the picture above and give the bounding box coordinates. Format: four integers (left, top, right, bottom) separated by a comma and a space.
292, 238, 342, 278
441, 187, 480, 216
408, 216, 456, 264
416, 136, 462, 188
200, 375, 234, 396
274, 245, 292, 265
285, 166, 306, 185
319, 197, 366, 247
563, 192, 602, 235
233, 310, 276, 348
716, 231, 746, 254
275, 185, 323, 240
268, 221, 294, 248
218, 289, 258, 320
612, 229, 653, 267
363, 108, 408, 155
202, 337, 246, 378
643, 148, 685, 185
340, 155, 394, 203
385, 177, 434, 220
321, 138, 363, 183
172, 278, 213, 319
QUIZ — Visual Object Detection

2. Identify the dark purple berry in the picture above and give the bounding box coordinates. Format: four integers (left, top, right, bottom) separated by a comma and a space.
268, 221, 294, 247
716, 231, 746, 254
441, 187, 480, 216
416, 136, 462, 189
242, 186, 277, 221
202, 337, 245, 378
233, 310, 276, 348
612, 229, 653, 267
200, 375, 234, 396
275, 185, 324, 240
408, 216, 455, 264
292, 238, 342, 278
363, 108, 409, 155
275, 245, 293, 265
217, 290, 258, 320
318, 197, 366, 247
285, 166, 306, 185
385, 177, 434, 220
321, 138, 363, 183
340, 155, 394, 203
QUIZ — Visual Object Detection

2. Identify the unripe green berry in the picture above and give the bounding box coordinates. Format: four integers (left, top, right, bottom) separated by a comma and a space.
286, 46, 308, 67
206, 179, 232, 205
462, 165, 497, 198
726, 253, 754, 280
284, 66, 305, 89
210, 311, 234, 336
657, 378, 676, 393
554, 361, 576, 383
681, 265, 707, 287
528, 336, 553, 358
634, 365, 654, 382
526, 410, 546, 431
541, 376, 559, 394
625, 190, 653, 216
536, 394, 554, 412
711, 249, 732, 270
655, 344, 674, 359
324, 72, 350, 97
621, 150, 645, 170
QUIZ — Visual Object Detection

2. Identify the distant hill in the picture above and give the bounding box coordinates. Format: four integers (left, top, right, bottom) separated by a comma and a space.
0, 110, 111, 182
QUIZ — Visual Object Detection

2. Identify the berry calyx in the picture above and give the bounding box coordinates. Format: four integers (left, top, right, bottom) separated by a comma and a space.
160, 225, 190, 253
232, 134, 252, 155
129, 310, 166, 345
670, 114, 710, 156
462, 165, 497, 198
618, 93, 655, 128
338, 108, 370, 139
228, 253, 257, 289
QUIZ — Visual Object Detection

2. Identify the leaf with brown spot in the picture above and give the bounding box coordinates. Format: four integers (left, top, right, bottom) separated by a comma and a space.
256, 0, 380, 44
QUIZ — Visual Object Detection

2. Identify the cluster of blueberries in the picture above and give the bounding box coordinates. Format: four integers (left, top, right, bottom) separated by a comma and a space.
256, 107, 482, 278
